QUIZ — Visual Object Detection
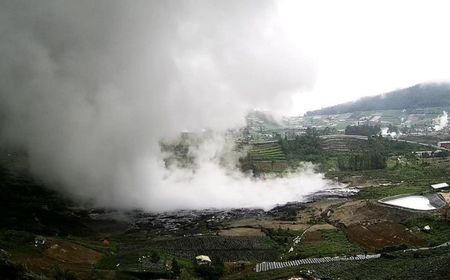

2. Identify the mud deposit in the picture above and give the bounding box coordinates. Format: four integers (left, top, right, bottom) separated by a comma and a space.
345, 222, 425, 251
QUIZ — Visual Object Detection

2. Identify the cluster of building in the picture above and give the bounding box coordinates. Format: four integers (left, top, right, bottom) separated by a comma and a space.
229, 109, 450, 145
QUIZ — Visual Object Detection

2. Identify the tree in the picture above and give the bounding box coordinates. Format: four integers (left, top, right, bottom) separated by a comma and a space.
338, 137, 388, 171
279, 128, 323, 162
194, 258, 224, 280
150, 251, 160, 263
171, 258, 181, 277
345, 125, 381, 136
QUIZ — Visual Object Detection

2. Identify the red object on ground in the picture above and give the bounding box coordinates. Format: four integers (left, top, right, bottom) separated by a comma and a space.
102, 239, 110, 246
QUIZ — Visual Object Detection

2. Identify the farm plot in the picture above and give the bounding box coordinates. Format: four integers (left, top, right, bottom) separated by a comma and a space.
153, 236, 278, 261
345, 222, 425, 251
294, 229, 363, 258
248, 143, 286, 161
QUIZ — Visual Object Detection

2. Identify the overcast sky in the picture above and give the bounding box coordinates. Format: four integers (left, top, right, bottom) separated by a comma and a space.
277, 0, 450, 114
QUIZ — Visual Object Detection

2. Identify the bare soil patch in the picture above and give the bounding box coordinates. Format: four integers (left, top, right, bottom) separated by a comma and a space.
329, 200, 426, 226
219, 227, 266, 237
45, 239, 102, 264
229, 218, 310, 231
345, 222, 425, 251
304, 231, 322, 242
13, 239, 103, 278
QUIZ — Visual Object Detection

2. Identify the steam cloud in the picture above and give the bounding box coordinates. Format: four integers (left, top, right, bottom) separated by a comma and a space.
434, 111, 448, 131
0, 1, 330, 211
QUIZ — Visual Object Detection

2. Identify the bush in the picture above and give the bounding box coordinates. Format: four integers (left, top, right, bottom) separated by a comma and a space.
194, 258, 224, 280
50, 266, 77, 280
345, 125, 381, 136
280, 128, 323, 163
171, 258, 181, 277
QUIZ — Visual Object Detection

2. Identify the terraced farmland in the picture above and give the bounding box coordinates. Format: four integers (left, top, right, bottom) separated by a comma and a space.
243, 143, 289, 173
153, 236, 278, 261
248, 143, 286, 161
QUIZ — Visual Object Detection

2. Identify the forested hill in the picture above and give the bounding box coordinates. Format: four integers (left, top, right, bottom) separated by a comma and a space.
306, 83, 450, 116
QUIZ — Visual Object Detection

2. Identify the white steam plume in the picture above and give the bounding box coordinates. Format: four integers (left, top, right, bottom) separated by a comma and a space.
434, 111, 448, 131
0, 1, 327, 211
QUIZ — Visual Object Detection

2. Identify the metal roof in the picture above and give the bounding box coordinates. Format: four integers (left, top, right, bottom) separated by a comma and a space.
431, 182, 449, 189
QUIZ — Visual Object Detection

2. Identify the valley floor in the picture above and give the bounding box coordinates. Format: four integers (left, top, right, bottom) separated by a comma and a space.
1, 148, 450, 280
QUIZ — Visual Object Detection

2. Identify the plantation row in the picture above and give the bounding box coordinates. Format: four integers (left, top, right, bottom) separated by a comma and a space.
152, 236, 277, 261
249, 152, 285, 157
256, 254, 381, 272
250, 144, 283, 153
248, 143, 286, 161
154, 236, 271, 251
249, 150, 284, 155
250, 156, 286, 161
160, 249, 277, 262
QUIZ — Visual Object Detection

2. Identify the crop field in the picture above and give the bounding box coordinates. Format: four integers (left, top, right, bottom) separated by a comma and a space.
328, 155, 450, 191
291, 229, 363, 258
402, 217, 450, 246
345, 222, 425, 251
248, 143, 286, 161
152, 236, 278, 261
224, 246, 450, 280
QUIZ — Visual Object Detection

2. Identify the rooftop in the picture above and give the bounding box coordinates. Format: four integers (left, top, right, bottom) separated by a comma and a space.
431, 182, 449, 189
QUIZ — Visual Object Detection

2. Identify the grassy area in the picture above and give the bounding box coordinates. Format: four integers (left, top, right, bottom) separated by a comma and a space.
356, 185, 429, 200
290, 229, 363, 258
327, 155, 450, 187
224, 246, 450, 280
402, 217, 450, 246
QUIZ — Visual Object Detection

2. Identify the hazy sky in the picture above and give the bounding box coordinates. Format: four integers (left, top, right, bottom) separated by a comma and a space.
277, 0, 450, 114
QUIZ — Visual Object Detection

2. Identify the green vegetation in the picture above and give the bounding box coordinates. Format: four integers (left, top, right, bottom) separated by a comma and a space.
337, 152, 387, 171
152, 236, 278, 261
307, 83, 450, 115
402, 217, 450, 246
247, 143, 286, 161
337, 137, 388, 171
356, 185, 428, 200
279, 128, 323, 163
224, 246, 450, 280
293, 230, 363, 258
171, 258, 181, 277
345, 124, 381, 136
2, 127, 450, 279
194, 258, 225, 280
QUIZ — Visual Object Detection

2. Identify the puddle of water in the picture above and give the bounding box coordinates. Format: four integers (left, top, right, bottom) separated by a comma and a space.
381, 195, 436, 210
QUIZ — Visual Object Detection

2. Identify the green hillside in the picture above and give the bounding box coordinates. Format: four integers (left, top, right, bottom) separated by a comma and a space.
306, 83, 450, 116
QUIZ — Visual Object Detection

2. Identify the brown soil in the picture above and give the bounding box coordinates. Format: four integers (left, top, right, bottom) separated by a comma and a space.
219, 227, 266, 237
228, 217, 335, 232
13, 239, 104, 279
440, 192, 450, 204
229, 218, 310, 231
329, 200, 427, 226
45, 239, 102, 264
304, 231, 322, 242
345, 222, 425, 251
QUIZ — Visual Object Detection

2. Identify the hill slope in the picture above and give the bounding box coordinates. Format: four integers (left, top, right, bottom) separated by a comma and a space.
306, 83, 450, 116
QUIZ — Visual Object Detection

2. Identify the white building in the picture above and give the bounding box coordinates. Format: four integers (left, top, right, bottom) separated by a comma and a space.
431, 182, 449, 190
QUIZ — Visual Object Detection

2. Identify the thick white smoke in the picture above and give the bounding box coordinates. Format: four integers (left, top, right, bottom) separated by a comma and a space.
0, 1, 329, 211
434, 111, 448, 131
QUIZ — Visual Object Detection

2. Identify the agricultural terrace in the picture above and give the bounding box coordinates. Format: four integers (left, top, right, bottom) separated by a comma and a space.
247, 143, 286, 161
